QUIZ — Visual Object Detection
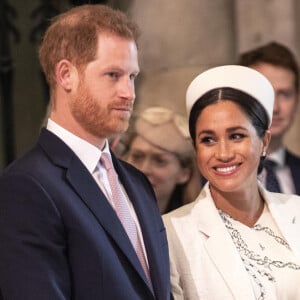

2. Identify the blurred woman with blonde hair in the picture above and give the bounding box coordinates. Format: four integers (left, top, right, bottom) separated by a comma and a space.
124, 106, 201, 214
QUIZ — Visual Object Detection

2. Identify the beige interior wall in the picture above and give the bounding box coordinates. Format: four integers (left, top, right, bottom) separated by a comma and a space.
235, 0, 300, 155
1, 0, 300, 169
130, 0, 300, 155
129, 0, 236, 116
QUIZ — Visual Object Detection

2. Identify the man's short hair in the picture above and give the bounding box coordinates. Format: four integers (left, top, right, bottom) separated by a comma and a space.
38, 4, 140, 89
238, 41, 299, 92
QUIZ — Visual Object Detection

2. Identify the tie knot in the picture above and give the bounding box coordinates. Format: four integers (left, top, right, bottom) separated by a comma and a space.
100, 153, 113, 171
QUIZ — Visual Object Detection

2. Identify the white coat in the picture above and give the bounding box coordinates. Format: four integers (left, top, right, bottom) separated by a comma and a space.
163, 183, 300, 300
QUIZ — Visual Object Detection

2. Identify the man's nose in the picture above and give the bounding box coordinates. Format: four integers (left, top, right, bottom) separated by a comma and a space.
272, 96, 280, 114
119, 77, 135, 101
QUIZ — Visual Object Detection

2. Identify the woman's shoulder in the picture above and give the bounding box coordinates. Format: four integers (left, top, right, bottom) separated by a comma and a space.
263, 189, 300, 218
270, 191, 300, 206
162, 184, 213, 227
162, 200, 196, 224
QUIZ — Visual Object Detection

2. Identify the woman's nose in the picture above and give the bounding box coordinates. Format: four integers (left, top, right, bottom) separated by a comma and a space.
215, 140, 234, 161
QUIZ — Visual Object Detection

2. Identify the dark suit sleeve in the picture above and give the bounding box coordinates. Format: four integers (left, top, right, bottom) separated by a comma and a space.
0, 173, 71, 300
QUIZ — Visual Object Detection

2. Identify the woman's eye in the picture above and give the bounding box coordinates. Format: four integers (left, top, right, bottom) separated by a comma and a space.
129, 152, 144, 162
153, 157, 168, 167
231, 133, 245, 140
200, 136, 214, 144
155, 157, 165, 164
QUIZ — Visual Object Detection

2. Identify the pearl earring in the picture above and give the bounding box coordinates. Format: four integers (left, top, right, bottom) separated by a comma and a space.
262, 148, 267, 156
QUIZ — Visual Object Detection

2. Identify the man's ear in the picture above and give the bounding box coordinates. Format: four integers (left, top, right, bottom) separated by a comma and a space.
55, 59, 77, 91
263, 129, 271, 152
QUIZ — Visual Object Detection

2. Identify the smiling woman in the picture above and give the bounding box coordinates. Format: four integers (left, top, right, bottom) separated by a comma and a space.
163, 65, 300, 300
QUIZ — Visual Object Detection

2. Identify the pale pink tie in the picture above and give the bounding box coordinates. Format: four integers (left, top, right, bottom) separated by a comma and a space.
100, 153, 151, 283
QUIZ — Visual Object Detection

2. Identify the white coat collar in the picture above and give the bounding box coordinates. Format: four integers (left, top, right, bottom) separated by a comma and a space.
192, 182, 300, 298
260, 186, 300, 260
193, 183, 256, 299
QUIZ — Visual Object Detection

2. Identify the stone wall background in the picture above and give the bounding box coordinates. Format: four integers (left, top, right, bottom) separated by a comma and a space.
1, 0, 299, 170
131, 0, 300, 158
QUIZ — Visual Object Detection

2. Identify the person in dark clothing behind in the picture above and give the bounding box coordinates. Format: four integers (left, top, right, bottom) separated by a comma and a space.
238, 41, 300, 195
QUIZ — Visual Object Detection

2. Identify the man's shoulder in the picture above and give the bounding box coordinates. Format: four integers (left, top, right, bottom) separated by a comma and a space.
2, 144, 43, 175
1, 129, 74, 180
285, 149, 300, 165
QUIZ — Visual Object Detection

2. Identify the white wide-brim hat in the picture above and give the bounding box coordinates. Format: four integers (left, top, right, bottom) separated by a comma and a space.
186, 65, 275, 126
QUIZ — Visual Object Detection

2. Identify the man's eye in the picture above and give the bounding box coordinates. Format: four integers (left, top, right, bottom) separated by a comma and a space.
107, 72, 120, 79
278, 90, 294, 99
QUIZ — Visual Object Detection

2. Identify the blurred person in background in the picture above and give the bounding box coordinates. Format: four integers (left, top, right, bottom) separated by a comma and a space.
238, 41, 300, 195
124, 106, 201, 214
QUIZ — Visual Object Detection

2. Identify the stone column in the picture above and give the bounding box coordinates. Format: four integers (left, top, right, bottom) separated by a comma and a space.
235, 0, 300, 155
129, 0, 236, 116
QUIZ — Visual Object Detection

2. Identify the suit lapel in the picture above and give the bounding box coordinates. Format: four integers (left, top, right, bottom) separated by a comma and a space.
38, 129, 153, 291
111, 155, 163, 294
286, 151, 300, 195
196, 186, 255, 299
199, 185, 300, 298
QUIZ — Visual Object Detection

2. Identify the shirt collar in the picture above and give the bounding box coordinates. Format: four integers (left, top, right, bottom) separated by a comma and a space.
268, 147, 286, 167
46, 118, 110, 174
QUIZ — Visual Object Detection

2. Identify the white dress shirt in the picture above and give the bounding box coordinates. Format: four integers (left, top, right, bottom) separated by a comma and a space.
258, 147, 295, 194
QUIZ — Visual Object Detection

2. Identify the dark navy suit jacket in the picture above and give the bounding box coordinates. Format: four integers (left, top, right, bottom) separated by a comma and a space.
0, 129, 171, 300
286, 149, 300, 195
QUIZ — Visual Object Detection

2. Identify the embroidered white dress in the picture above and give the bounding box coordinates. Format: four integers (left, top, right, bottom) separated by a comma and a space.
163, 183, 300, 300
219, 205, 300, 300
